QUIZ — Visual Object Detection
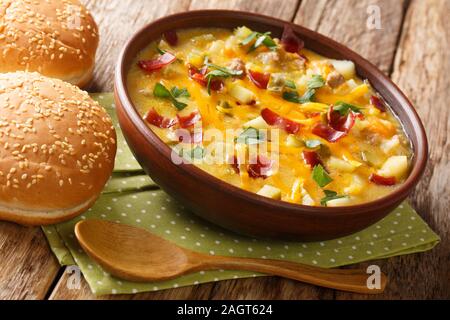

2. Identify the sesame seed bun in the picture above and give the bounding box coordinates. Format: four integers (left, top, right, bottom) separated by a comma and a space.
0, 72, 116, 225
0, 0, 99, 88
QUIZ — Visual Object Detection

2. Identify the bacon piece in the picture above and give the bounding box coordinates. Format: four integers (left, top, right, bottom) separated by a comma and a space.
281, 25, 304, 53
163, 30, 178, 46
327, 105, 356, 132
369, 173, 396, 186
248, 70, 270, 89
138, 52, 176, 72
188, 65, 224, 91
144, 109, 177, 128
370, 95, 387, 112
302, 150, 322, 168
177, 112, 201, 128
312, 123, 347, 143
261, 108, 301, 134
230, 155, 240, 174
247, 156, 274, 179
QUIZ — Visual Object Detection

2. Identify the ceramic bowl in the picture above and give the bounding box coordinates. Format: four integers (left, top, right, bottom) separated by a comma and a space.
114, 10, 428, 241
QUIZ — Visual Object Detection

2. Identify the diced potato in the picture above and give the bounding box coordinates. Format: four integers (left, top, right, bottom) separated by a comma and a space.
286, 134, 302, 147
361, 150, 384, 167
243, 116, 269, 129
302, 194, 315, 206
326, 196, 352, 207
380, 135, 400, 154
378, 155, 408, 179
344, 175, 365, 195
329, 59, 356, 80
187, 50, 204, 68
327, 156, 358, 173
257, 185, 282, 200
229, 84, 256, 104
234, 26, 253, 40
208, 40, 225, 56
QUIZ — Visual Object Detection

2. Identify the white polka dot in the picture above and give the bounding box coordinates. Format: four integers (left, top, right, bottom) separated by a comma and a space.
107, 207, 112, 210
141, 209, 146, 213
330, 258, 336, 263
132, 289, 138, 293
81, 215, 86, 220
402, 242, 407, 246
298, 252, 303, 257
153, 286, 159, 291
280, 254, 285, 258
372, 233, 378, 238
121, 213, 127, 217
195, 242, 201, 246
87, 264, 93, 269
366, 250, 372, 255
266, 246, 271, 251
348, 255, 354, 260
354, 236, 360, 241
387, 238, 392, 242
132, 195, 137, 199
150, 224, 156, 228
399, 204, 404, 208
393, 221, 398, 225
334, 248, 339, 253
384, 247, 389, 251
410, 216, 416, 220
185, 227, 191, 231
248, 247, 253, 252
215, 240, 221, 245
312, 260, 318, 265
165, 230, 171, 234
161, 207, 166, 210
173, 284, 179, 288
136, 219, 141, 223
234, 239, 239, 243
156, 215, 161, 219
166, 198, 171, 202
214, 278, 219, 281
200, 234, 205, 238
170, 221, 176, 225
200, 271, 205, 275
261, 255, 267, 259
96, 281, 103, 285
121, 181, 127, 185
112, 198, 117, 202
302, 244, 308, 248
352, 245, 357, 250
180, 235, 186, 240
112, 289, 117, 294
405, 234, 410, 238
229, 249, 234, 253
369, 242, 375, 246
396, 212, 401, 216
376, 225, 381, 229
420, 238, 425, 242
407, 225, 412, 230
146, 201, 152, 205
337, 240, 343, 244
117, 281, 122, 285
100, 214, 106, 218
390, 230, 395, 234
320, 242, 325, 247
284, 245, 289, 249
316, 251, 321, 256
126, 204, 132, 208
233, 275, 238, 279
152, 193, 157, 196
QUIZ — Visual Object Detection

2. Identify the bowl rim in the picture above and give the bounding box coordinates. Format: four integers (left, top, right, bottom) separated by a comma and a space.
114, 9, 428, 217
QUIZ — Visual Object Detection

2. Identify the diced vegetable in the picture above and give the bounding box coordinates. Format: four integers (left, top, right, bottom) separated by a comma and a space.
344, 175, 365, 195
216, 101, 233, 116
236, 127, 265, 145
329, 59, 355, 79
327, 156, 357, 173
229, 84, 256, 104
208, 40, 225, 56
234, 26, 253, 40
187, 51, 205, 68
326, 196, 353, 207
153, 82, 188, 110
257, 185, 282, 200
320, 190, 346, 206
286, 134, 302, 147
243, 116, 270, 129
377, 156, 408, 179
312, 164, 332, 187
304, 139, 321, 149
361, 150, 384, 167
380, 135, 400, 154
267, 73, 287, 92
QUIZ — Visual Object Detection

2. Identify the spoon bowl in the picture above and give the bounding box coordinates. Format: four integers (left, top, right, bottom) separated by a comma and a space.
75, 220, 387, 294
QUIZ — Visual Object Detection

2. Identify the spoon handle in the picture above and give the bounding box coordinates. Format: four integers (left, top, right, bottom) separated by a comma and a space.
201, 255, 386, 294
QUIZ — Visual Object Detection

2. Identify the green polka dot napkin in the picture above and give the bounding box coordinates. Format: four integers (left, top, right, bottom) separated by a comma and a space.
42, 93, 440, 296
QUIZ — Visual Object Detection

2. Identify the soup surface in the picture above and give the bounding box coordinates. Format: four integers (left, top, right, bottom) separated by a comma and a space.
127, 26, 412, 207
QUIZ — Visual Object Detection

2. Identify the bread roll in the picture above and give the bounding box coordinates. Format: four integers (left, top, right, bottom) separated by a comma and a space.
0, 0, 99, 87
0, 72, 116, 225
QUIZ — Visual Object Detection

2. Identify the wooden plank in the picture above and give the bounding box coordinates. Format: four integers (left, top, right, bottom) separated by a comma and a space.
189, 0, 300, 21
337, 0, 450, 299
294, 0, 407, 73
84, 0, 192, 92
49, 267, 215, 300
0, 223, 60, 299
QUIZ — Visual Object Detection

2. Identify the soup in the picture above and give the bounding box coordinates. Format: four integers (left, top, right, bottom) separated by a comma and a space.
127, 26, 412, 207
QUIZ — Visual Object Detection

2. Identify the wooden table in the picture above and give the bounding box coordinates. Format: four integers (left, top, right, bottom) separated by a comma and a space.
1, 0, 448, 300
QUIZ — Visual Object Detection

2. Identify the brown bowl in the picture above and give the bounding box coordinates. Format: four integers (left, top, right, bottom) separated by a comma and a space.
114, 10, 428, 241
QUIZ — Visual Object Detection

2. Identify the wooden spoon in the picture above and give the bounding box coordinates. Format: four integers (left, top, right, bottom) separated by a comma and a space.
75, 220, 386, 294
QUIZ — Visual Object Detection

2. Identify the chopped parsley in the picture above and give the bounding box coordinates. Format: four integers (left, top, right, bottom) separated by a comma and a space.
320, 190, 346, 206
333, 101, 361, 115
312, 164, 332, 187
241, 31, 278, 52
282, 75, 325, 104
205, 62, 243, 95
153, 82, 188, 110
235, 127, 265, 145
